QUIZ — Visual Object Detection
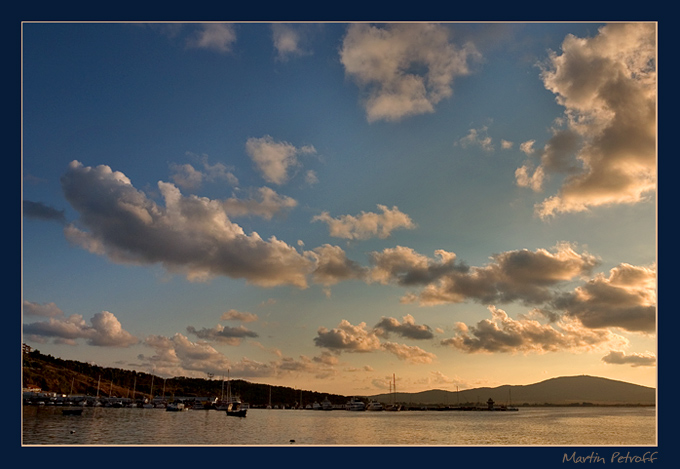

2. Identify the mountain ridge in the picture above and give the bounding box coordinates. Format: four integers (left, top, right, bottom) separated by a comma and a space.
22, 348, 654, 406
366, 375, 656, 406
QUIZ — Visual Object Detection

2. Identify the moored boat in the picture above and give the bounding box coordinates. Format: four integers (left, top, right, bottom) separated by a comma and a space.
223, 370, 247, 417
166, 402, 187, 411
346, 398, 365, 411
321, 397, 333, 410
366, 400, 383, 411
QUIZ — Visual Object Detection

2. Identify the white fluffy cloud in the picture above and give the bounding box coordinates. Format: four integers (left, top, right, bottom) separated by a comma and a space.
372, 242, 599, 306
23, 305, 138, 347
61, 161, 315, 287
441, 305, 628, 354
221, 309, 258, 323
186, 23, 237, 53
340, 23, 479, 122
312, 205, 416, 240
245, 135, 316, 185
271, 24, 312, 61
517, 23, 656, 218
222, 187, 298, 220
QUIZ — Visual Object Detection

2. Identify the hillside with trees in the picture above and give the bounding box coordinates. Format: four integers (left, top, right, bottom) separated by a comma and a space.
23, 346, 655, 407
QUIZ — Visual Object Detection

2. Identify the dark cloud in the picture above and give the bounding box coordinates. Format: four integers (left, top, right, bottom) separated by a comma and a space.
373, 315, 434, 340
441, 306, 627, 354
186, 324, 259, 343
373, 243, 599, 306
23, 200, 66, 224
601, 350, 656, 367
553, 263, 656, 333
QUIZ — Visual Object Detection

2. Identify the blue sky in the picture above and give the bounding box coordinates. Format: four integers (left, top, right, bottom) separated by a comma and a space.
22, 22, 656, 397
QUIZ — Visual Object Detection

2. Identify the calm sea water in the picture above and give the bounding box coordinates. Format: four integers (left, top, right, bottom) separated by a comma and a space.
22, 405, 656, 446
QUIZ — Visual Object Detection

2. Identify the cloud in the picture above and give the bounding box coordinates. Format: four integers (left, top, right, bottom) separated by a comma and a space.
312, 204, 416, 240
373, 314, 434, 340
170, 163, 204, 190
601, 350, 656, 367
314, 320, 382, 353
186, 324, 258, 345
520, 23, 656, 218
380, 342, 436, 364
186, 23, 237, 53
221, 309, 258, 323
23, 300, 64, 318
61, 160, 315, 288
314, 319, 437, 364
456, 126, 494, 151
441, 305, 628, 354
340, 23, 480, 122
310, 244, 368, 286
170, 155, 238, 191
142, 332, 338, 379
23, 307, 138, 347
552, 263, 656, 333
143, 333, 233, 377
23, 200, 66, 224
373, 242, 599, 306
222, 187, 298, 219
271, 24, 312, 61
245, 135, 316, 185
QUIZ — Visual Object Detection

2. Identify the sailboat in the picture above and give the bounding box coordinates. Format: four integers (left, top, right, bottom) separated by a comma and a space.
224, 370, 247, 417
215, 375, 230, 410
385, 374, 401, 411
143, 374, 155, 408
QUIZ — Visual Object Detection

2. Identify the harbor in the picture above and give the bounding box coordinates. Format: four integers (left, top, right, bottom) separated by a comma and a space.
22, 390, 517, 412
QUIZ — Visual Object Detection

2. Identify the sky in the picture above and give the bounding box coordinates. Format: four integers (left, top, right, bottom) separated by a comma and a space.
21, 22, 657, 397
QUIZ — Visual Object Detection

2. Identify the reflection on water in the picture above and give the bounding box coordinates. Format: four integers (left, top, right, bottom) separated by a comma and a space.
22, 406, 656, 446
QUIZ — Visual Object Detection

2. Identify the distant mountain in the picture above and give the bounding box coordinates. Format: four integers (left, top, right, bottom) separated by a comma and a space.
366, 375, 655, 406
23, 347, 654, 407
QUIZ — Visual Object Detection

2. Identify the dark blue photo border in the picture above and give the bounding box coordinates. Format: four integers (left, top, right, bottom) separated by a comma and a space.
12, 4, 672, 468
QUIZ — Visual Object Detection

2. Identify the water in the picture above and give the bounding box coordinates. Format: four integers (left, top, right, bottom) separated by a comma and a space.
22, 405, 655, 446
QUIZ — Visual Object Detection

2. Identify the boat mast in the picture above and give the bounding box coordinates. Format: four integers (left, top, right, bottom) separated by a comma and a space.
226, 369, 231, 401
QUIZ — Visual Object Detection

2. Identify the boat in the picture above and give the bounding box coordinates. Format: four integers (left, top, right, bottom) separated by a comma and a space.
346, 398, 365, 411
312, 401, 321, 410
366, 400, 384, 411
385, 374, 401, 411
321, 397, 333, 411
166, 402, 187, 411
224, 370, 247, 417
